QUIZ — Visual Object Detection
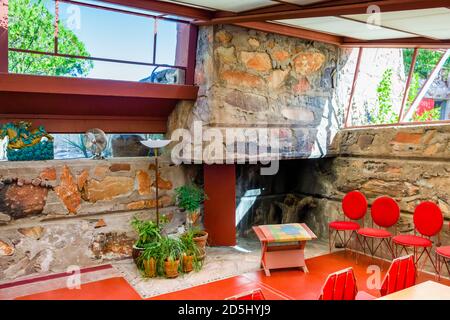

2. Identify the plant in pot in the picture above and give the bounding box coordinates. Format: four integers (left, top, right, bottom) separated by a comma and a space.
137, 241, 162, 278
180, 230, 202, 273
160, 236, 184, 279
131, 217, 161, 265
175, 184, 209, 261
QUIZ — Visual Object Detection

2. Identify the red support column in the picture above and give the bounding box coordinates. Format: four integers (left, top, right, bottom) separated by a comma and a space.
175, 23, 197, 85
0, 0, 8, 73
203, 164, 236, 246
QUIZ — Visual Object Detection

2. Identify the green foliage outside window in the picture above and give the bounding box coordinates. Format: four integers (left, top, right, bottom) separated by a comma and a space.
372, 68, 399, 124
8, 0, 93, 76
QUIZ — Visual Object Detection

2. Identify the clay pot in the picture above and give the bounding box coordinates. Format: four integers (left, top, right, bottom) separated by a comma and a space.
132, 245, 145, 264
193, 231, 208, 261
164, 259, 180, 278
143, 258, 157, 278
183, 254, 194, 273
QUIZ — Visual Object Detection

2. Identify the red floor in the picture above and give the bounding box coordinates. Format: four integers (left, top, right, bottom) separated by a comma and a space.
12, 251, 450, 300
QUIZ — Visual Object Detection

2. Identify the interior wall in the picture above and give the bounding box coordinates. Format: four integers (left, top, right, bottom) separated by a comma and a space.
0, 158, 200, 281
168, 24, 352, 161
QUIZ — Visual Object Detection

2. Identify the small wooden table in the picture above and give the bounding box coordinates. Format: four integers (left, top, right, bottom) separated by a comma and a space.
253, 223, 317, 276
377, 281, 450, 300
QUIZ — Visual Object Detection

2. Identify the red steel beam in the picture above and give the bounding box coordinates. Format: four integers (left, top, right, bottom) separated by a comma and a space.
233, 21, 343, 46
196, 0, 450, 25
398, 48, 418, 122
0, 73, 199, 99
0, 0, 7, 73
344, 47, 363, 128
0, 114, 168, 133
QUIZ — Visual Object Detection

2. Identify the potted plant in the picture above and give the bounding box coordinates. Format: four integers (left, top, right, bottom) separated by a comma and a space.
160, 237, 184, 278
180, 230, 202, 273
137, 242, 161, 278
175, 184, 209, 260
131, 218, 161, 264
175, 184, 207, 228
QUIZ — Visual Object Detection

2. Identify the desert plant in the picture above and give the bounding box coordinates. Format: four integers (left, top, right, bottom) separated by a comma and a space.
131, 217, 161, 248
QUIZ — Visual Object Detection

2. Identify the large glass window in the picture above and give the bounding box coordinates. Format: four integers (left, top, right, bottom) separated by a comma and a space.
346, 48, 450, 127
7, 0, 190, 83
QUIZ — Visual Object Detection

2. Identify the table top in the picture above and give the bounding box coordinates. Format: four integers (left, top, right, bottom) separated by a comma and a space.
377, 281, 450, 300
253, 223, 317, 243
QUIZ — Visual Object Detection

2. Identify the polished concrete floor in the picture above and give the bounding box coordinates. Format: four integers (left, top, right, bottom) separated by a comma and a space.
11, 250, 450, 300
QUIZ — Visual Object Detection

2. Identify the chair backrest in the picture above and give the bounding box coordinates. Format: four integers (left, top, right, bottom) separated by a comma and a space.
371, 196, 400, 228
413, 201, 443, 237
342, 191, 368, 221
226, 289, 265, 300
319, 267, 358, 300
380, 255, 416, 296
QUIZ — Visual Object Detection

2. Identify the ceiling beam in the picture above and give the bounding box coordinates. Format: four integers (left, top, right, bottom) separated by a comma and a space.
195, 0, 450, 25
101, 0, 213, 21
233, 21, 343, 46
341, 37, 450, 48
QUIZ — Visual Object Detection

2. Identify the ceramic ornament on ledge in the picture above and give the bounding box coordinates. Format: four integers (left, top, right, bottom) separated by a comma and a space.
140, 139, 171, 227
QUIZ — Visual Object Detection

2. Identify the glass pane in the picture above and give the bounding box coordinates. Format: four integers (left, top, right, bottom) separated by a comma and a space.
8, 0, 55, 52
155, 19, 178, 66
403, 49, 449, 122
53, 133, 164, 160
58, 2, 154, 63
349, 48, 407, 126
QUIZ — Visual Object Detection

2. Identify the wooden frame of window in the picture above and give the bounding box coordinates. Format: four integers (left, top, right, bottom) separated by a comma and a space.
344, 48, 450, 128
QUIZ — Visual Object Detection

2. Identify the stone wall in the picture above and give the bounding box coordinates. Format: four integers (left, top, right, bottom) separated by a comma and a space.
168, 25, 348, 161
296, 124, 450, 264
0, 158, 199, 281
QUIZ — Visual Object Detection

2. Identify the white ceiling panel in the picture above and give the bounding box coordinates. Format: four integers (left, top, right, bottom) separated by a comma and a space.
273, 16, 417, 40
279, 0, 330, 5
344, 8, 450, 40
161, 0, 277, 12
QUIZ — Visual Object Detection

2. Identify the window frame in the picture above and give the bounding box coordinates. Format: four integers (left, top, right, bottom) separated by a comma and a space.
344, 47, 450, 128
5, 0, 194, 82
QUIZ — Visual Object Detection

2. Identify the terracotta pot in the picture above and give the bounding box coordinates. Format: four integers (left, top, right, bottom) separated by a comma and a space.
143, 258, 157, 278
164, 259, 180, 278
193, 231, 208, 261
132, 245, 145, 264
183, 254, 194, 273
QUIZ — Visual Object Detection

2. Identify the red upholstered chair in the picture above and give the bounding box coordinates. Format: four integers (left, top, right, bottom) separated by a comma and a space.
392, 202, 443, 272
436, 222, 450, 280
357, 196, 399, 258
329, 191, 367, 252
318, 267, 375, 300
226, 289, 265, 300
380, 255, 416, 296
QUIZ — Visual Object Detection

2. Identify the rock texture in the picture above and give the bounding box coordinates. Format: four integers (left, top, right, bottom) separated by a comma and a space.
168, 24, 345, 161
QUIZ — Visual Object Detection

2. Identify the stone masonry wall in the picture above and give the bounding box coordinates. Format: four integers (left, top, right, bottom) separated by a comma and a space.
0, 158, 199, 281
296, 124, 450, 266
168, 25, 349, 161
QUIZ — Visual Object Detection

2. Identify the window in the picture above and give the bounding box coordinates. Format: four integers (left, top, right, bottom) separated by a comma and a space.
7, 0, 191, 83
0, 133, 165, 160
345, 48, 450, 127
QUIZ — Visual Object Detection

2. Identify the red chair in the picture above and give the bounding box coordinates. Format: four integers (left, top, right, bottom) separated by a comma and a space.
380, 255, 416, 296
226, 289, 265, 300
329, 191, 367, 252
357, 196, 399, 258
392, 202, 443, 272
318, 267, 375, 300
436, 222, 450, 280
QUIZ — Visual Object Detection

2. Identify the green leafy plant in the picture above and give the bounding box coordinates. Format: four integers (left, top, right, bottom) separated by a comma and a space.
372, 68, 399, 124
174, 184, 207, 213
180, 230, 202, 271
413, 107, 441, 122
8, 0, 93, 76
137, 241, 162, 277
131, 218, 161, 248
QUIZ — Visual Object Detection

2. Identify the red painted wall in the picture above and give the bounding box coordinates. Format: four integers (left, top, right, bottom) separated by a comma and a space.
203, 164, 236, 246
